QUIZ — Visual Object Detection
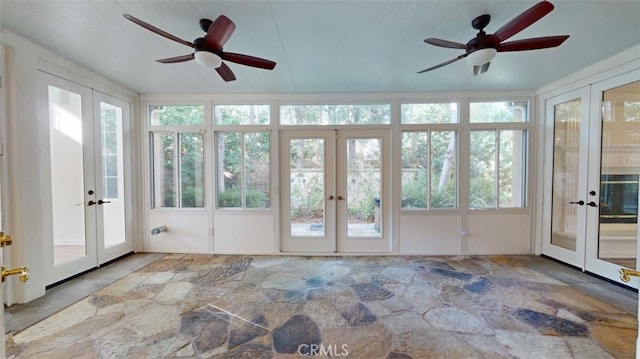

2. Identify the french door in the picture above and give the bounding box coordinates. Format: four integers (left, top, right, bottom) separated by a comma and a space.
543, 70, 640, 286
39, 72, 133, 285
280, 129, 391, 253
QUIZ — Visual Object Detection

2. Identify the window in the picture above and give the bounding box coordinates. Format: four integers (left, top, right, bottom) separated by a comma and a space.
214, 105, 270, 125
280, 104, 391, 125
470, 101, 528, 123
469, 101, 528, 209
149, 105, 205, 208
214, 104, 271, 209
401, 102, 459, 124
216, 132, 270, 208
401, 131, 458, 209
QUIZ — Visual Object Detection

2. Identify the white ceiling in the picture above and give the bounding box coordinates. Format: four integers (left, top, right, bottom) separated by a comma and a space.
1, 0, 639, 94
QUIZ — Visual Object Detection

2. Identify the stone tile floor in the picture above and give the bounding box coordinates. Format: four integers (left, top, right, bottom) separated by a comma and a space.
6, 254, 639, 358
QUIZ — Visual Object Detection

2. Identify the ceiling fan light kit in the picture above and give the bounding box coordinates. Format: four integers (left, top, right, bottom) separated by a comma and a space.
123, 13, 276, 82
466, 48, 497, 66
194, 51, 222, 68
418, 0, 569, 76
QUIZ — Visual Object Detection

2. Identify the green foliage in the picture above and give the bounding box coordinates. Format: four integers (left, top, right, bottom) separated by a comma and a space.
218, 189, 269, 208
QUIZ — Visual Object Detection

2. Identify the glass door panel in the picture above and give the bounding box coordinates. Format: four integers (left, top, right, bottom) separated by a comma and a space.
590, 79, 640, 276
48, 85, 90, 266
99, 101, 126, 250
542, 87, 590, 268
281, 131, 336, 252
344, 138, 382, 238
550, 98, 582, 252
337, 130, 391, 252
290, 138, 327, 238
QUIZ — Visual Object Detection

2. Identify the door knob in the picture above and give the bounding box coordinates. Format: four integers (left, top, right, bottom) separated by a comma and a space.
1, 265, 29, 283
88, 200, 96, 206
569, 200, 584, 206
619, 268, 640, 282
587, 201, 598, 207
326, 195, 334, 201
0, 232, 13, 247
337, 196, 345, 201
98, 200, 111, 205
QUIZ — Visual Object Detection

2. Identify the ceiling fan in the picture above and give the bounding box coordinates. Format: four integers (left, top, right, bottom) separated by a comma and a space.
418, 1, 569, 76
123, 14, 276, 82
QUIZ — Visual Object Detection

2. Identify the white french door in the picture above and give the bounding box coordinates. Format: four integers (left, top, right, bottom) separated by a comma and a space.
280, 129, 391, 253
39, 72, 133, 285
543, 70, 640, 286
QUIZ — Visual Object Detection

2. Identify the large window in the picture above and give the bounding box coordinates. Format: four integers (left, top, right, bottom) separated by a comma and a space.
469, 101, 528, 209
149, 105, 205, 208
401, 103, 459, 209
281, 104, 391, 125
214, 105, 271, 209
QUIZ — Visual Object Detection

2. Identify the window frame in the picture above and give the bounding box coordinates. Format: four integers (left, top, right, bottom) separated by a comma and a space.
146, 102, 208, 211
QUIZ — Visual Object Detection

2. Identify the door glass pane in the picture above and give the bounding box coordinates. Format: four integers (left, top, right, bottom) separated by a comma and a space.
290, 138, 325, 237
48, 85, 86, 264
551, 98, 582, 251
100, 102, 126, 248
346, 138, 381, 238
598, 81, 640, 268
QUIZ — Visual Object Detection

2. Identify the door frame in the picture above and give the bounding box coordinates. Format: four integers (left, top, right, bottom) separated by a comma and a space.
541, 86, 591, 269
279, 128, 392, 253
584, 70, 640, 285
38, 72, 134, 285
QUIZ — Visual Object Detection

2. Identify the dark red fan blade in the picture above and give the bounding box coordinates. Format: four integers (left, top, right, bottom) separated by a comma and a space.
498, 35, 569, 52
222, 52, 276, 70
424, 38, 467, 49
417, 54, 467, 73
123, 14, 194, 48
216, 62, 236, 82
205, 15, 236, 51
493, 1, 555, 42
155, 54, 195, 63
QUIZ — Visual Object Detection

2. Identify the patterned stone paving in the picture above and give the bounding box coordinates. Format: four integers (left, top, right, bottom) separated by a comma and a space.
6, 254, 637, 358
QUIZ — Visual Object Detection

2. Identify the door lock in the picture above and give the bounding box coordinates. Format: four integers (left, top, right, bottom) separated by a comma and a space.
0, 232, 13, 247
619, 268, 640, 282
1, 265, 29, 283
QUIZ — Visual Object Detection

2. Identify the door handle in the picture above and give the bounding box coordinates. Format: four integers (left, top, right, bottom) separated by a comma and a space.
326, 195, 334, 201
87, 200, 96, 206
0, 232, 12, 247
619, 268, 640, 282
98, 200, 111, 205
569, 200, 584, 206
337, 196, 345, 201
1, 265, 29, 283
587, 201, 598, 207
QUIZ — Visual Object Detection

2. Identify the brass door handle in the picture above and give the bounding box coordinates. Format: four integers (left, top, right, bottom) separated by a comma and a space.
1, 265, 29, 283
0, 232, 13, 247
619, 268, 640, 282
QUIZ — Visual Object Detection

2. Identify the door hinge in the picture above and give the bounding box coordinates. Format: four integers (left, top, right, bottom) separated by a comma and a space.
0, 142, 4, 156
